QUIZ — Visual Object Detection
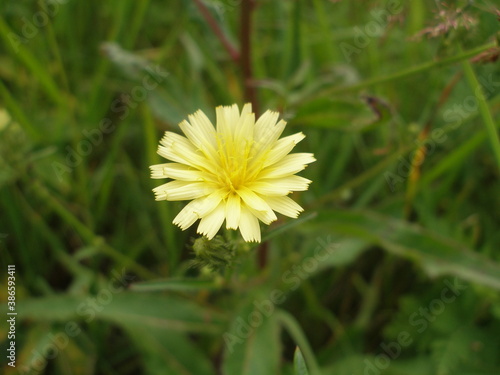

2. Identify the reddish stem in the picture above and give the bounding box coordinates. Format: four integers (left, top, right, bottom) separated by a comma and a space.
240, 0, 259, 115
193, 0, 240, 62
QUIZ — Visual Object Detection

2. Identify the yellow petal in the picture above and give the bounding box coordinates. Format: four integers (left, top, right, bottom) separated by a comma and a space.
246, 182, 289, 196
258, 175, 311, 192
158, 132, 216, 171
264, 196, 304, 218
179, 119, 218, 161
238, 206, 261, 242
197, 201, 225, 239
150, 163, 210, 181
172, 200, 201, 230
234, 112, 255, 144
187, 110, 217, 148
236, 186, 272, 212
254, 110, 280, 140
152, 181, 213, 201
225, 193, 241, 229
216, 104, 239, 138
196, 190, 227, 217
262, 132, 306, 168
248, 206, 277, 225
259, 153, 316, 179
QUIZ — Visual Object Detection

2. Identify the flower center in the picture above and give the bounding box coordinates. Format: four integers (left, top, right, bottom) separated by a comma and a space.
216, 135, 253, 192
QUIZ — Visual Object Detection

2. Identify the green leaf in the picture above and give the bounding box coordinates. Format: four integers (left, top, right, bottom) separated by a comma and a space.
430, 326, 497, 375
222, 300, 282, 375
261, 212, 318, 243
10, 292, 225, 334
55, 335, 96, 375
301, 236, 369, 271
129, 278, 221, 292
293, 97, 379, 130
311, 210, 500, 290
294, 347, 309, 375
126, 326, 216, 375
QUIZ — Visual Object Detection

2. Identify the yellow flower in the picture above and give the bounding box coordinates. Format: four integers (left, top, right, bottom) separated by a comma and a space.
150, 103, 315, 242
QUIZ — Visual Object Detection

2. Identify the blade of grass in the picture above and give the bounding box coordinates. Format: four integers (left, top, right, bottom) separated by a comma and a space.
0, 79, 41, 140
32, 179, 156, 279
123, 0, 151, 49
16, 187, 92, 278
276, 310, 320, 375
261, 212, 317, 243
0, 17, 66, 106
87, 0, 133, 115
129, 278, 220, 292
461, 55, 500, 171
44, 13, 70, 93
419, 130, 487, 188
314, 42, 496, 98
142, 104, 178, 270
312, 143, 414, 207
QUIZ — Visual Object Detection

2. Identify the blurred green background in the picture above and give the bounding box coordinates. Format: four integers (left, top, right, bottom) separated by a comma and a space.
1, 0, 500, 374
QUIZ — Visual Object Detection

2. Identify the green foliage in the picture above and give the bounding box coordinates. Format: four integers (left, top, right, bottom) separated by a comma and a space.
1, 0, 500, 374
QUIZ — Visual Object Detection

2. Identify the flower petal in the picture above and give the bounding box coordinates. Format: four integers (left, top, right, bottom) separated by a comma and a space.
236, 186, 272, 212
187, 109, 217, 148
172, 200, 201, 230
216, 104, 239, 138
225, 193, 241, 229
249, 175, 312, 196
252, 118, 287, 156
259, 175, 311, 192
150, 163, 210, 181
238, 206, 261, 242
248, 206, 277, 225
158, 132, 216, 171
254, 110, 280, 141
263, 132, 306, 168
197, 190, 227, 216
246, 181, 290, 196
234, 112, 255, 144
179, 119, 218, 161
264, 196, 304, 218
152, 181, 213, 201
197, 201, 225, 239
259, 153, 316, 179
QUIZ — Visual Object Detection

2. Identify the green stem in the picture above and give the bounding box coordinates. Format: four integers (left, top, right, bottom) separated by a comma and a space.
313, 42, 496, 98
312, 143, 414, 207
461, 53, 500, 172
276, 309, 321, 375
